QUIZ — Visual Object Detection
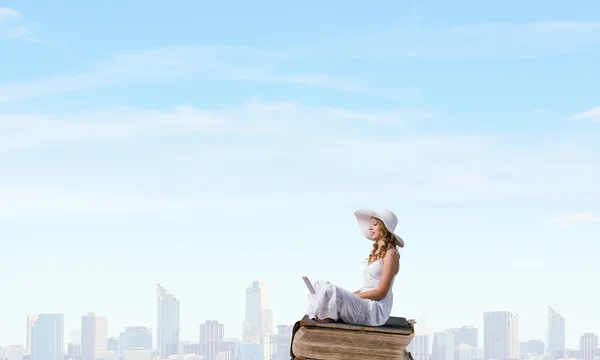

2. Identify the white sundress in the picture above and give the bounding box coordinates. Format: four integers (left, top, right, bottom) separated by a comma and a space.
306, 258, 395, 326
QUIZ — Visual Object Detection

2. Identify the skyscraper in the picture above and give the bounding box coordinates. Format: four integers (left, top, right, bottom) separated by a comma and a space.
579, 333, 597, 360
26, 314, 39, 355
81, 313, 108, 360
31, 313, 64, 360
244, 280, 273, 343
407, 333, 431, 360
432, 330, 455, 360
157, 284, 180, 357
119, 326, 152, 353
483, 311, 519, 360
200, 321, 225, 360
547, 306, 565, 360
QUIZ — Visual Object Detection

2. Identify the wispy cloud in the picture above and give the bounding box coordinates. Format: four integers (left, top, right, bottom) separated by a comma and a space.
548, 212, 600, 228
0, 8, 22, 22
0, 8, 36, 42
531, 109, 546, 114
330, 21, 600, 59
568, 106, 600, 123
0, 99, 429, 151
0, 44, 405, 103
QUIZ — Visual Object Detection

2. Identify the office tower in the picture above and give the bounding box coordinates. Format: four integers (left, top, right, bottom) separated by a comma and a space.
432, 330, 455, 360
157, 284, 180, 357
452, 326, 478, 348
457, 344, 478, 360
120, 326, 152, 353
274, 325, 293, 360
67, 343, 82, 359
31, 313, 64, 360
407, 333, 431, 360
4, 345, 23, 360
244, 280, 273, 344
107, 337, 119, 352
182, 341, 201, 355
26, 314, 39, 355
548, 307, 565, 360
81, 313, 108, 360
580, 333, 598, 360
483, 311, 519, 360
200, 321, 225, 360
123, 348, 152, 360
520, 340, 544, 355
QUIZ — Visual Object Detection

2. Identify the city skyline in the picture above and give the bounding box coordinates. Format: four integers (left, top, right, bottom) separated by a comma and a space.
2, 0, 600, 356
3, 282, 598, 351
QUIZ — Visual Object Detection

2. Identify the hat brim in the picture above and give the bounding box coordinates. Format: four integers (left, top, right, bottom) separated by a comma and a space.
354, 209, 404, 248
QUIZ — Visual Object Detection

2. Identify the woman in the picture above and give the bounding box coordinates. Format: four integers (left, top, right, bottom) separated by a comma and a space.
306, 208, 404, 326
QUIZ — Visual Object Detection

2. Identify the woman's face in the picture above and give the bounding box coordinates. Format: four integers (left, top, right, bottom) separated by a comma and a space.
368, 217, 382, 240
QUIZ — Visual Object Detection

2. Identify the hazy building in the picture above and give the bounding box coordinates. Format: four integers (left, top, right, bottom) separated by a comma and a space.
274, 325, 293, 360
432, 330, 455, 360
452, 326, 478, 348
520, 340, 544, 355
119, 326, 152, 353
81, 313, 108, 360
200, 321, 225, 360
407, 333, 431, 360
548, 307, 565, 360
67, 343, 82, 359
26, 314, 39, 355
4, 345, 23, 360
457, 344, 478, 360
157, 284, 180, 357
107, 337, 119, 353
244, 280, 273, 345
483, 311, 519, 360
580, 333, 598, 360
123, 348, 152, 360
31, 313, 64, 360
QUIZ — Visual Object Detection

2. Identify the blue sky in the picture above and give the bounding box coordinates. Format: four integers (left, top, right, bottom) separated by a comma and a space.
1, 0, 599, 349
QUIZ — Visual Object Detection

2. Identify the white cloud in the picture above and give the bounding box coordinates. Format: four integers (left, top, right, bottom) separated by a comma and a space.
548, 212, 600, 228
568, 106, 600, 123
326, 21, 600, 59
0, 8, 21, 22
0, 99, 428, 151
0, 44, 399, 103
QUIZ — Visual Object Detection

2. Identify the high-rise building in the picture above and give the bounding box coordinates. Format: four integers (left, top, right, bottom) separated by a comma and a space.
452, 326, 478, 348
548, 306, 565, 360
81, 313, 108, 360
200, 321, 225, 360
67, 343, 82, 359
274, 325, 293, 360
432, 330, 455, 360
579, 333, 598, 360
520, 340, 544, 355
157, 284, 180, 357
107, 337, 119, 353
407, 333, 431, 360
244, 280, 273, 344
120, 326, 152, 353
26, 314, 39, 355
483, 311, 519, 360
31, 313, 64, 360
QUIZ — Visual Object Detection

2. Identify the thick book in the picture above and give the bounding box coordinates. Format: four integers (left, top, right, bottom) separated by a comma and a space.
290, 315, 415, 360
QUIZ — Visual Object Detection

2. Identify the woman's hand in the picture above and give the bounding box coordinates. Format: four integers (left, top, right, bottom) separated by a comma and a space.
353, 290, 361, 295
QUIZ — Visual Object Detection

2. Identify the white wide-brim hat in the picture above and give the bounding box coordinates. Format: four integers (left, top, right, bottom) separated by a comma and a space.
354, 208, 404, 248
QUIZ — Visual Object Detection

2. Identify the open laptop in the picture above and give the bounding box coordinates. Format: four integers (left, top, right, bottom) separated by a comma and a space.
302, 276, 316, 295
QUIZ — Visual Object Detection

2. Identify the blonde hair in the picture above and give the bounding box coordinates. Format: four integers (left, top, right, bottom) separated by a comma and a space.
366, 218, 400, 264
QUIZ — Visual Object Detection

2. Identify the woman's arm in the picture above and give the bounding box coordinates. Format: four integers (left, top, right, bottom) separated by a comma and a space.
357, 249, 399, 301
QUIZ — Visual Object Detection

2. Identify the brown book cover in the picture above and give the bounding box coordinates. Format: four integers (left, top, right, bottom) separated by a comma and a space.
290, 315, 415, 360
